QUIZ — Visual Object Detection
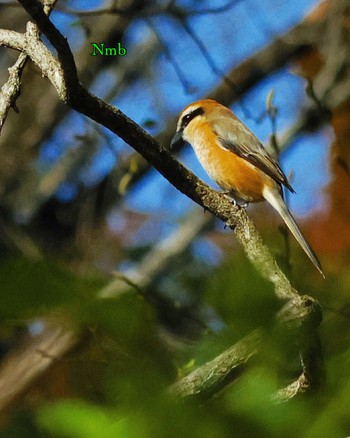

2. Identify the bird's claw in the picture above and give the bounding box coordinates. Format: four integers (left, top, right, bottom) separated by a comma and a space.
222, 192, 249, 209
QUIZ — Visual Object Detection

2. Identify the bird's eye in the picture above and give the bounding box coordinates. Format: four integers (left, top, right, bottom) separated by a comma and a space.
181, 107, 204, 128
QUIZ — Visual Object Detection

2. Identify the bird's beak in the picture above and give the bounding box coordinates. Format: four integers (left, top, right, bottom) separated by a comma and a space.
170, 129, 185, 149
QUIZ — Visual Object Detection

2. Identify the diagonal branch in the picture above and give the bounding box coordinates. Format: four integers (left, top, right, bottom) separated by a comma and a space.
169, 295, 323, 401
19, 0, 78, 96
0, 0, 56, 133
168, 329, 262, 400
0, 52, 27, 133
0, 321, 80, 416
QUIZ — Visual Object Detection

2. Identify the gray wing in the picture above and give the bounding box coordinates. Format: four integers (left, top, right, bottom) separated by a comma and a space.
213, 116, 295, 193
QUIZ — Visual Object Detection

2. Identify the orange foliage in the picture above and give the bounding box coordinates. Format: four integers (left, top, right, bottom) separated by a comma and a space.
297, 0, 350, 258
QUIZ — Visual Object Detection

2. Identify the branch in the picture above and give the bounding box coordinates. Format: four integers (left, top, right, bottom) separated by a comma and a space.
0, 28, 26, 50
0, 0, 56, 133
169, 295, 323, 401
145, 17, 194, 94
98, 209, 214, 298
0, 52, 27, 133
168, 329, 262, 400
0, 321, 80, 415
20, 0, 78, 90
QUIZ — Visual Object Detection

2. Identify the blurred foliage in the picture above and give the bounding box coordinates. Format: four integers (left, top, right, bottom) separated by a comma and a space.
0, 257, 103, 321
0, 251, 349, 437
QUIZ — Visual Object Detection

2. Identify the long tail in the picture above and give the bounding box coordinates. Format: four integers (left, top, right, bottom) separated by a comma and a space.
263, 187, 324, 277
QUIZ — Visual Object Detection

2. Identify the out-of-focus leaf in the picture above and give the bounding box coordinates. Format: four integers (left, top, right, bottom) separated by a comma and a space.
223, 368, 311, 438
38, 400, 130, 438
0, 257, 104, 320
203, 253, 277, 339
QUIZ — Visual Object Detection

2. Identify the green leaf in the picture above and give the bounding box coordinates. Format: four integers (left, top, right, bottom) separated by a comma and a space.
38, 400, 130, 438
0, 257, 104, 320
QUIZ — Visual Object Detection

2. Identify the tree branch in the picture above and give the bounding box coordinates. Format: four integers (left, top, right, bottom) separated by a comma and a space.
0, 321, 80, 417
0, 52, 27, 132
169, 295, 323, 401
98, 209, 214, 299
0, 0, 56, 133
168, 329, 262, 400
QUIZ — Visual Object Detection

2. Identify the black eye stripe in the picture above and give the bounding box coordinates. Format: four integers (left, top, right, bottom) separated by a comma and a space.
180, 107, 204, 129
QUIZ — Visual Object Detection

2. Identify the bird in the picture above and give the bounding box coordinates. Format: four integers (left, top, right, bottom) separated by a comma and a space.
171, 99, 324, 277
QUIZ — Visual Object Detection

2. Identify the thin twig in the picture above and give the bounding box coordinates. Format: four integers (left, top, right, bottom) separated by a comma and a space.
0, 0, 57, 133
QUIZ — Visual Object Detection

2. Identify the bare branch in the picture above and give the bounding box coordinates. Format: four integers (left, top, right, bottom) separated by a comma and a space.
0, 0, 56, 132
181, 20, 254, 120
169, 295, 323, 401
168, 329, 262, 400
0, 321, 80, 415
99, 209, 214, 298
0, 28, 26, 50
0, 52, 27, 132
185, 0, 243, 16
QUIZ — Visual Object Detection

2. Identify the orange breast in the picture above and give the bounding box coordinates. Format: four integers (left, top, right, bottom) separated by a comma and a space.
189, 124, 272, 202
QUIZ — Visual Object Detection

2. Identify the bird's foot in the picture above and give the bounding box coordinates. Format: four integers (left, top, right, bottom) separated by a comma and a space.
239, 201, 249, 209
222, 191, 249, 209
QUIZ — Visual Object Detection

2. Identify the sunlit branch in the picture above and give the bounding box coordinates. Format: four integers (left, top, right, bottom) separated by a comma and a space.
0, 0, 57, 133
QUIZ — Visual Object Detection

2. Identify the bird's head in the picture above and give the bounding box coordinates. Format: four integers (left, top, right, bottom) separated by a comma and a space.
171, 99, 221, 148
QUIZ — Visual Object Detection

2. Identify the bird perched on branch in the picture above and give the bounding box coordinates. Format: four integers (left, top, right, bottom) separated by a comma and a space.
171, 99, 324, 277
